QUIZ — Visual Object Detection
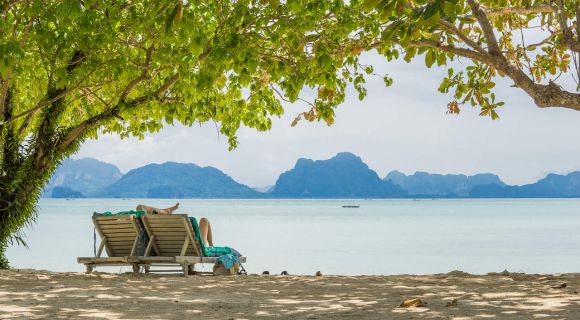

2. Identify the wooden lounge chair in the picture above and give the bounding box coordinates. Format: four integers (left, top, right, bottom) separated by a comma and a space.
77, 214, 144, 273
138, 214, 245, 275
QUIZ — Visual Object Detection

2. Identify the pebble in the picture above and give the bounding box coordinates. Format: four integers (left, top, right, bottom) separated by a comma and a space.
445, 298, 458, 307
399, 298, 427, 308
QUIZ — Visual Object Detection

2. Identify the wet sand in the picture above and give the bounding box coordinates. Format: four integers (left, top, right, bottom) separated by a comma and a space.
1, 269, 580, 319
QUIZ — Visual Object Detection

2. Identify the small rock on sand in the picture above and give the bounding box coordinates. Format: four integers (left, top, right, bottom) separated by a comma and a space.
399, 298, 427, 308
315, 271, 322, 277
552, 283, 567, 289
281, 271, 288, 275
445, 298, 458, 307
262, 271, 270, 275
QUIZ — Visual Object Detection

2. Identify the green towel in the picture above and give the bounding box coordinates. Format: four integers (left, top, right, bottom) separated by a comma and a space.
189, 217, 232, 257
94, 210, 147, 218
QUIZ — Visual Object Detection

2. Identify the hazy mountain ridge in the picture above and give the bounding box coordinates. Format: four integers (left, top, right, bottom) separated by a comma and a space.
44, 158, 122, 197
43, 154, 580, 198
385, 170, 506, 197
470, 172, 580, 198
99, 162, 261, 198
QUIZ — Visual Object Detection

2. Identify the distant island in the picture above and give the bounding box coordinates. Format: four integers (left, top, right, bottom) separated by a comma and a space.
43, 153, 580, 199
271, 152, 406, 198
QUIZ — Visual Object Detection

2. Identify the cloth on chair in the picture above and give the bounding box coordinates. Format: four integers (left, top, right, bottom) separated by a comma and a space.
94, 210, 147, 218
188, 217, 242, 269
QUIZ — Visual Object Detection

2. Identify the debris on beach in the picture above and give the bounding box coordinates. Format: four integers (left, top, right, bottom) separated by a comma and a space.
445, 298, 458, 307
488, 269, 535, 281
315, 271, 322, 277
262, 271, 270, 275
552, 283, 567, 289
445, 270, 471, 277
399, 298, 427, 308
486, 269, 510, 276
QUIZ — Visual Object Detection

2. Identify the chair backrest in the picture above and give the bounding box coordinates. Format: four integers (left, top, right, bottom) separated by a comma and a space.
93, 215, 141, 257
140, 214, 201, 257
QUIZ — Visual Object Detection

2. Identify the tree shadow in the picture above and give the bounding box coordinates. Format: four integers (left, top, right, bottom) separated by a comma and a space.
1, 269, 580, 319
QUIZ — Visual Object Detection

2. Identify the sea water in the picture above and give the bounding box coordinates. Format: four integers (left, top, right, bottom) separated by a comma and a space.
6, 198, 580, 275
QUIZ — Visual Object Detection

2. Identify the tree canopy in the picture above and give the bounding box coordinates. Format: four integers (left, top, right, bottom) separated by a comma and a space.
0, 0, 370, 267
361, 0, 580, 117
1, 0, 371, 149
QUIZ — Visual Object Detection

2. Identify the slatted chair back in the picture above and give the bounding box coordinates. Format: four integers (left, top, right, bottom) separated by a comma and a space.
93, 215, 142, 257
141, 214, 201, 257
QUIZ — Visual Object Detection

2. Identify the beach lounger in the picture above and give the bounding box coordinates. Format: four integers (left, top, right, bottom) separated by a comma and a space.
139, 214, 246, 275
77, 213, 145, 273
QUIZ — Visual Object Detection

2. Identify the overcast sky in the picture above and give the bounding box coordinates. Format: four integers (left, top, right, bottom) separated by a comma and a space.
75, 52, 580, 188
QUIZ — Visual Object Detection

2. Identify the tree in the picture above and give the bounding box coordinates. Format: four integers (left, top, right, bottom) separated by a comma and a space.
0, 0, 369, 267
361, 0, 580, 117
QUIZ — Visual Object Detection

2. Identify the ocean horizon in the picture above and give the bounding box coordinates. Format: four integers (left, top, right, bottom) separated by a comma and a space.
7, 198, 580, 276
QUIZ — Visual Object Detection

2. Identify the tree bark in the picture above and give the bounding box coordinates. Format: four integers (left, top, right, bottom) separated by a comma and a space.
0, 52, 85, 267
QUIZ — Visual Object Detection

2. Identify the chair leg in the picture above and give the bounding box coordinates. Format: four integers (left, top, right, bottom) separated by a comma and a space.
132, 263, 140, 275
182, 263, 189, 276
85, 265, 93, 274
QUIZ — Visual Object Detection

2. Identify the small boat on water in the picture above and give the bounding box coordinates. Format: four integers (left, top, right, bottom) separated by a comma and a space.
342, 205, 360, 208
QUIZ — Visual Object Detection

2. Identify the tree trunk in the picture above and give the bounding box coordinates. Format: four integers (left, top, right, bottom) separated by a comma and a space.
0, 242, 8, 269
0, 51, 90, 268
0, 88, 59, 269
0, 151, 58, 269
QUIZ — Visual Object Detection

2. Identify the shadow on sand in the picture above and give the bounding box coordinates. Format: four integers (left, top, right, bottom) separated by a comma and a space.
1, 269, 580, 319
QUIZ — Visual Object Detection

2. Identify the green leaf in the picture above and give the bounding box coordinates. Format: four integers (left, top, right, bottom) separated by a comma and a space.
425, 50, 436, 68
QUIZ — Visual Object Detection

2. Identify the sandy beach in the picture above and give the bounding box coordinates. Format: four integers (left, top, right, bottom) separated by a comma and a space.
1, 269, 580, 319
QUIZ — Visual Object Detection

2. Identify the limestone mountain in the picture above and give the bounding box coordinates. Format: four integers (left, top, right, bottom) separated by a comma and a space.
271, 152, 406, 198
44, 158, 122, 197
99, 162, 261, 198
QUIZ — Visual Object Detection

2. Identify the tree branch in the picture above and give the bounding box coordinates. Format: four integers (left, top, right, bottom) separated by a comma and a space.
406, 40, 496, 65
119, 45, 154, 102
439, 19, 488, 55
467, 0, 500, 55
390, 39, 580, 110
31, 50, 87, 170
554, 0, 580, 53
576, 1, 580, 41
481, 49, 580, 110
0, 70, 12, 119
56, 74, 181, 152
7, 58, 115, 125
521, 31, 561, 51
485, 5, 555, 17
16, 109, 37, 138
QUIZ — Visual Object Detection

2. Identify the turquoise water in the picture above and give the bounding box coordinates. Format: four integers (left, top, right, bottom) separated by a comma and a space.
6, 198, 580, 275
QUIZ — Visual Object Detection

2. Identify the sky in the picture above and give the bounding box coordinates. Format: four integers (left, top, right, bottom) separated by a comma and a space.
74, 52, 580, 188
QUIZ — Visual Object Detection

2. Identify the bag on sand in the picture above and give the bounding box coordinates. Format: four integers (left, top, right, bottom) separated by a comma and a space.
213, 260, 240, 276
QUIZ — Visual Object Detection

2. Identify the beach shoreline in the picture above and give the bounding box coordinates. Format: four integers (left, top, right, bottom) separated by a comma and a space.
1, 269, 580, 319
